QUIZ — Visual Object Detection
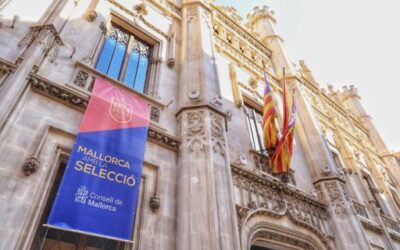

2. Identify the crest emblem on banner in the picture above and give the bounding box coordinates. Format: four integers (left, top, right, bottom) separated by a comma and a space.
109, 97, 133, 123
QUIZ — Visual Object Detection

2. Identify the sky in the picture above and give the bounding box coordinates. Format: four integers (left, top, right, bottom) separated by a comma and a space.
217, 0, 400, 152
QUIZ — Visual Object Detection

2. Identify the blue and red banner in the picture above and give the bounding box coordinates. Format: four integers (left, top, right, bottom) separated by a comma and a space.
47, 78, 149, 241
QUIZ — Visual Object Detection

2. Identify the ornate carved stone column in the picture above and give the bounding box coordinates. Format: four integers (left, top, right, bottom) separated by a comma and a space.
176, 108, 239, 250
176, 1, 240, 249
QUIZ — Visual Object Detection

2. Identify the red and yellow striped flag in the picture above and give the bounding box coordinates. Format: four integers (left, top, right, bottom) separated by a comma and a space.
262, 72, 278, 150
270, 70, 297, 179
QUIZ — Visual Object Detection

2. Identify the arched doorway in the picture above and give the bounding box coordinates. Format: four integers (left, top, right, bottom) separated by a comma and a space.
241, 209, 330, 250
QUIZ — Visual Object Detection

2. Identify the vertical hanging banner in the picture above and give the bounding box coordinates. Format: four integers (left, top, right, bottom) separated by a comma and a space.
47, 78, 149, 241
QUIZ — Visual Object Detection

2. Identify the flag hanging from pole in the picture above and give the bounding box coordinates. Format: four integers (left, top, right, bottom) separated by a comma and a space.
262, 71, 277, 150
270, 69, 297, 180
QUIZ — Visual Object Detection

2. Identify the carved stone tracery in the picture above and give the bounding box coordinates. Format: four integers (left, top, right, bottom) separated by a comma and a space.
324, 181, 351, 215
186, 111, 206, 153
18, 24, 64, 62
210, 113, 226, 156
232, 165, 331, 245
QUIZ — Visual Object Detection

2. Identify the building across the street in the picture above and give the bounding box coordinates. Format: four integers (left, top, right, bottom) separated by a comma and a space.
1, 0, 400, 249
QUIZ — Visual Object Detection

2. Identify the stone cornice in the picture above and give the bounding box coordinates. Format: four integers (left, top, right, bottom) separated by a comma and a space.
29, 73, 88, 111
28, 73, 180, 152
215, 37, 279, 89
302, 78, 370, 137
231, 164, 327, 209
0, 58, 17, 75
211, 3, 272, 57
181, 0, 211, 12
175, 104, 229, 130
359, 217, 384, 233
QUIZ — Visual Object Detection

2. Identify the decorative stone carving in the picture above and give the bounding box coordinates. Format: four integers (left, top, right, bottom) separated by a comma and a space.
211, 113, 226, 156
234, 153, 247, 167
187, 111, 204, 136
248, 77, 258, 90
321, 165, 331, 175
186, 111, 206, 153
219, 6, 243, 23
73, 70, 89, 88
0, 59, 16, 78
353, 200, 369, 218
150, 105, 160, 122
134, 3, 148, 16
23, 156, 40, 176
18, 24, 63, 62
86, 10, 97, 22
149, 194, 160, 211
108, 0, 168, 38
186, 6, 198, 23
299, 60, 318, 86
148, 129, 179, 152
381, 214, 400, 234
29, 75, 88, 111
325, 181, 349, 214
210, 96, 223, 108
188, 90, 200, 103
360, 217, 384, 233
167, 58, 175, 68
212, 6, 275, 80
252, 150, 271, 174
232, 165, 330, 243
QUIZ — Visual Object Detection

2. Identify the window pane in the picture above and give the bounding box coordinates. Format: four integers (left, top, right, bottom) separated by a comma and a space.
134, 55, 149, 93
244, 105, 264, 152
254, 111, 265, 151
123, 50, 140, 88
107, 41, 127, 80
95, 25, 152, 94
96, 37, 117, 74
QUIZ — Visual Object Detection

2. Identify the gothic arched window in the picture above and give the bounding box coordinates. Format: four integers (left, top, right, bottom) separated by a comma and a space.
96, 25, 152, 93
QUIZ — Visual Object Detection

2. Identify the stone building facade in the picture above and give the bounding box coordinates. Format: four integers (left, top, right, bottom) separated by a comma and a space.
1, 0, 400, 249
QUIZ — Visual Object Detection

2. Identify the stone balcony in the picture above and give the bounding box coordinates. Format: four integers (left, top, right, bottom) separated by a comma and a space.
231, 163, 332, 244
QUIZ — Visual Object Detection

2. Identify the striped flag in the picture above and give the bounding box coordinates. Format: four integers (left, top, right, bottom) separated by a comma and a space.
262, 72, 278, 150
270, 70, 297, 180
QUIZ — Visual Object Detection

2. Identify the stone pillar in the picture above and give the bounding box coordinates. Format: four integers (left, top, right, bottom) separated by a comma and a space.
176, 1, 240, 250
247, 6, 371, 249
